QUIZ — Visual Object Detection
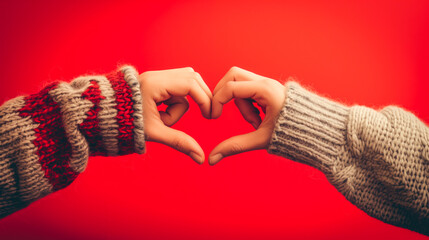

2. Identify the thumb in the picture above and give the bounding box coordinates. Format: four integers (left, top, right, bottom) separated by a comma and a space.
151, 124, 205, 164
209, 128, 271, 165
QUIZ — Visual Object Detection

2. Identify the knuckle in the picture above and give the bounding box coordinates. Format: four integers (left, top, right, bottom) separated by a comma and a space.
185, 67, 195, 72
229, 66, 239, 73
193, 72, 202, 79
224, 81, 237, 97
191, 72, 200, 80
229, 142, 244, 154
224, 81, 236, 91
172, 137, 188, 153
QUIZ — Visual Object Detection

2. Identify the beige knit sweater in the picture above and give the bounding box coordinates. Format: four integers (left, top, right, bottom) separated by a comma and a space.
268, 82, 429, 235
0, 67, 427, 235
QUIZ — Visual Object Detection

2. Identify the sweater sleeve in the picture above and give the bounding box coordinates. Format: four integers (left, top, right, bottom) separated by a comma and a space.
0, 65, 145, 218
268, 82, 429, 235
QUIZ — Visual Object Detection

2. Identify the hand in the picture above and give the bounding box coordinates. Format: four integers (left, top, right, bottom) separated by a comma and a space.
140, 67, 212, 164
209, 67, 287, 165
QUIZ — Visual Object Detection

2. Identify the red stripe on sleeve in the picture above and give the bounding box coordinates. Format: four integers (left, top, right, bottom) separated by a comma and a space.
79, 80, 106, 156
18, 82, 77, 191
106, 71, 135, 155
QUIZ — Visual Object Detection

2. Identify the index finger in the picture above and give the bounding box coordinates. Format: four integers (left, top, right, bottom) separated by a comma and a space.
213, 66, 263, 96
187, 79, 212, 118
211, 81, 263, 119
164, 72, 212, 119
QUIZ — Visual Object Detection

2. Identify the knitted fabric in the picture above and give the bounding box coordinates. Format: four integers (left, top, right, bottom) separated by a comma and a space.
268, 82, 429, 235
1, 68, 428, 235
0, 66, 145, 218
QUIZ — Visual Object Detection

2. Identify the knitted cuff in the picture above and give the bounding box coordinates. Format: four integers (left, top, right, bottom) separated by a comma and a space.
104, 66, 145, 156
268, 82, 350, 173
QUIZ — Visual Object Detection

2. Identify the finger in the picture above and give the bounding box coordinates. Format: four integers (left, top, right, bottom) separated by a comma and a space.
185, 78, 212, 119
159, 96, 189, 126
163, 73, 211, 119
157, 67, 211, 98
208, 128, 272, 165
193, 72, 212, 100
234, 98, 262, 129
213, 66, 262, 96
151, 123, 205, 164
212, 81, 262, 119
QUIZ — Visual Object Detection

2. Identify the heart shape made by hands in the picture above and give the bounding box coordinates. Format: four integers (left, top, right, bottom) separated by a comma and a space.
141, 66, 286, 165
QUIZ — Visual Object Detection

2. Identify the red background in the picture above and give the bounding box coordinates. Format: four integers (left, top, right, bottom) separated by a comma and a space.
0, 0, 428, 239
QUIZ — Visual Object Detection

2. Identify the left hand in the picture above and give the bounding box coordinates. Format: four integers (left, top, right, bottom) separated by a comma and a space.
140, 67, 212, 164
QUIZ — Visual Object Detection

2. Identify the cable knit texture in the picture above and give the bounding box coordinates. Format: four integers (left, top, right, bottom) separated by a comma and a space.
0, 65, 145, 218
268, 82, 429, 235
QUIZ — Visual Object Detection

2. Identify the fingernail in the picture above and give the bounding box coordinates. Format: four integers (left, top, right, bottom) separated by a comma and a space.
190, 152, 203, 165
209, 153, 223, 165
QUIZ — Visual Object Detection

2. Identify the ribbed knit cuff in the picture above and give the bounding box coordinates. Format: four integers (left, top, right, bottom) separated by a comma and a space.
105, 66, 145, 155
268, 82, 350, 173
119, 66, 145, 154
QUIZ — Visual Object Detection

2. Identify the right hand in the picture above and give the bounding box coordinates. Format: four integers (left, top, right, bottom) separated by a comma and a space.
209, 67, 287, 165
140, 67, 212, 164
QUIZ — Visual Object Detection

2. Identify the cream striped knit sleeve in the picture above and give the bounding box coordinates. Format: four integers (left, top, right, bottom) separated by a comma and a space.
268, 82, 429, 235
0, 65, 145, 218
